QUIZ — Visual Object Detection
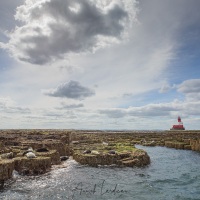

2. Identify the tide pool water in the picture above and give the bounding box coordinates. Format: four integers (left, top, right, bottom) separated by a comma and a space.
1, 145, 200, 200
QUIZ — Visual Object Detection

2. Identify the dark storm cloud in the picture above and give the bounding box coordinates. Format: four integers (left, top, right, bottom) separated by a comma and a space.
43, 80, 95, 100
1, 0, 136, 64
0, 0, 23, 31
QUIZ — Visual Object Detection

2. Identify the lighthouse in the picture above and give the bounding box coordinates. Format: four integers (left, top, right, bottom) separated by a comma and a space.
170, 116, 185, 130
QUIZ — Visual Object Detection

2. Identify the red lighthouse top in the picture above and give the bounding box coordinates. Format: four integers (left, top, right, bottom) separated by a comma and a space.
170, 116, 185, 130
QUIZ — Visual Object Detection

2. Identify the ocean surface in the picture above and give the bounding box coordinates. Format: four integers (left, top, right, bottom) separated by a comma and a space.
1, 145, 200, 200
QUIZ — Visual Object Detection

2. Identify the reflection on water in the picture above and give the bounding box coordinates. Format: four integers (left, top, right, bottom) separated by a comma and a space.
1, 146, 200, 200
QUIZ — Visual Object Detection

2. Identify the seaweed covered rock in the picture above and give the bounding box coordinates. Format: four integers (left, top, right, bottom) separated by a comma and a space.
73, 153, 119, 167
73, 143, 150, 168
20, 141, 68, 156
36, 150, 61, 165
14, 157, 51, 175
120, 149, 150, 167
190, 139, 200, 151
0, 159, 15, 182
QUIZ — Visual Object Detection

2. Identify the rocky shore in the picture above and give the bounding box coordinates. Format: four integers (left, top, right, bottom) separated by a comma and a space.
1, 129, 200, 188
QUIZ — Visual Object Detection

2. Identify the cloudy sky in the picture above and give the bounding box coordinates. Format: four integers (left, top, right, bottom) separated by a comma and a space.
0, 0, 200, 130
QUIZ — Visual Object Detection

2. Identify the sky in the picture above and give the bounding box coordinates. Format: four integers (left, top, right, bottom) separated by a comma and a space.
0, 0, 200, 130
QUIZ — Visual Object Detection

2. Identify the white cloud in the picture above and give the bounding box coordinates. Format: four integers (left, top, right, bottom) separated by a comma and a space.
177, 79, 200, 94
0, 97, 30, 114
1, 0, 137, 65
177, 79, 200, 101
43, 80, 95, 100
99, 101, 180, 118
1, 0, 200, 130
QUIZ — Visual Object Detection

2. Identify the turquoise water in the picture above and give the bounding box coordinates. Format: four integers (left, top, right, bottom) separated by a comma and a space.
1, 145, 200, 200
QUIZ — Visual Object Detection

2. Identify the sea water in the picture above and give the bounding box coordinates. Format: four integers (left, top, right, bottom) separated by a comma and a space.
1, 145, 200, 200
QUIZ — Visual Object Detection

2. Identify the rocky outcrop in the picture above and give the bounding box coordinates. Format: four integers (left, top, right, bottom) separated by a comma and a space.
73, 146, 150, 168
20, 141, 68, 156
120, 150, 150, 167
36, 150, 61, 165
190, 139, 200, 151
73, 153, 118, 167
0, 159, 15, 182
165, 141, 192, 150
14, 157, 51, 175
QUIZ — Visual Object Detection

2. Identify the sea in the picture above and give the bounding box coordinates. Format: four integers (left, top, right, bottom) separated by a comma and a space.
0, 145, 200, 200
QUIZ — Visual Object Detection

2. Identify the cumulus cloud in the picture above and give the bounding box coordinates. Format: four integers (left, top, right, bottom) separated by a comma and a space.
1, 0, 137, 64
177, 79, 200, 94
99, 102, 181, 118
177, 79, 200, 100
43, 80, 95, 99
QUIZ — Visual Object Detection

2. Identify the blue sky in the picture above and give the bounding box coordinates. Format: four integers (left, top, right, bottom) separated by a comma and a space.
0, 0, 200, 130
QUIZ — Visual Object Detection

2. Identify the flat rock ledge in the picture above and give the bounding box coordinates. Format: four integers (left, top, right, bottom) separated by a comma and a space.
14, 157, 51, 175
73, 149, 150, 167
0, 160, 15, 182
35, 150, 61, 165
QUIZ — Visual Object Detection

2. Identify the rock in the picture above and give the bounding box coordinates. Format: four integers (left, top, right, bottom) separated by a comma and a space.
0, 152, 14, 159
83, 150, 91, 154
14, 157, 51, 175
60, 156, 69, 161
108, 150, 116, 154
121, 159, 140, 167
0, 180, 4, 189
118, 152, 130, 159
73, 148, 150, 168
26, 152, 36, 159
36, 148, 49, 152
129, 150, 150, 167
36, 150, 61, 165
0, 159, 15, 183
184, 145, 192, 150
72, 141, 79, 144
21, 141, 68, 156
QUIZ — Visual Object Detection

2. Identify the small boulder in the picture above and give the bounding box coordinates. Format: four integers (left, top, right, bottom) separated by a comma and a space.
60, 156, 69, 161
108, 150, 116, 154
72, 141, 79, 144
36, 148, 49, 152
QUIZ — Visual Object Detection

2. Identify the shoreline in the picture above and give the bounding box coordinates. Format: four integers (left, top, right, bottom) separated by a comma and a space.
1, 129, 200, 188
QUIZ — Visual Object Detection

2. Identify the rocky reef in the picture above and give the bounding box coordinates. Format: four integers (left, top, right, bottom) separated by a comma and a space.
73, 143, 150, 167
0, 129, 71, 185
1, 129, 200, 188
0, 159, 15, 187
14, 157, 51, 175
